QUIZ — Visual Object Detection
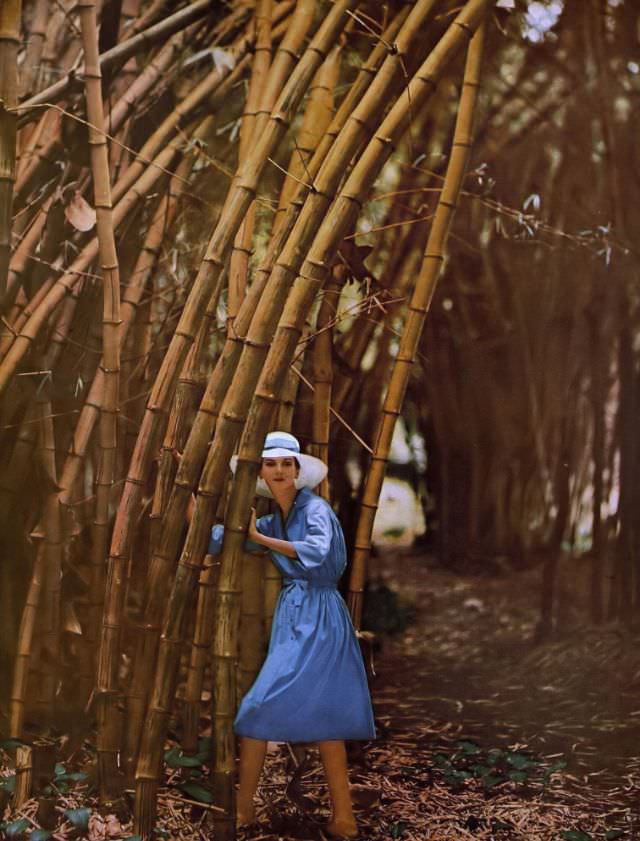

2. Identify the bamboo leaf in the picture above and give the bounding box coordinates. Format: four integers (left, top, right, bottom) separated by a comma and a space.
164, 747, 203, 768
63, 807, 91, 831
177, 781, 214, 803
64, 191, 96, 232
561, 832, 593, 841
5, 818, 30, 837
29, 831, 53, 841
0, 739, 26, 750
0, 775, 16, 791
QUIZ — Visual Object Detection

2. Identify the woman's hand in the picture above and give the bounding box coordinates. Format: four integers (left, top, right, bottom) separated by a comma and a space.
248, 508, 260, 542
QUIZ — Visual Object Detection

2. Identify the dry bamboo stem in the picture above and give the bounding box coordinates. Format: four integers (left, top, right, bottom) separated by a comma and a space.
347, 23, 487, 628
312, 266, 345, 499
78, 2, 122, 703
181, 554, 221, 754
237, 550, 265, 698
132, 4, 360, 833
273, 43, 341, 234
10, 396, 61, 737
0, 0, 22, 297
57, 134, 203, 515
1, 194, 53, 322
227, 0, 273, 328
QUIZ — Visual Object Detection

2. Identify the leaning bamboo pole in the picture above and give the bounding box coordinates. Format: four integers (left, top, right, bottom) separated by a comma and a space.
311, 265, 345, 499
347, 22, 487, 629
0, 0, 21, 297
227, 0, 273, 328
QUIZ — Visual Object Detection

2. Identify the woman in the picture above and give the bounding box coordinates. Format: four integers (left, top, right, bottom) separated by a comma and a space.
208, 431, 376, 838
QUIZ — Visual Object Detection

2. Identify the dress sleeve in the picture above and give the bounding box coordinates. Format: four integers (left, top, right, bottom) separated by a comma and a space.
291, 503, 334, 571
207, 514, 274, 555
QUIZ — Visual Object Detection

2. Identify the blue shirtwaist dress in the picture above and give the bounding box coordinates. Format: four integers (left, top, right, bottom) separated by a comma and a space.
209, 487, 376, 743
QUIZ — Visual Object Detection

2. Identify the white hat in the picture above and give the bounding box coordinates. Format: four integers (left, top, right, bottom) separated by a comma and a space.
230, 431, 328, 497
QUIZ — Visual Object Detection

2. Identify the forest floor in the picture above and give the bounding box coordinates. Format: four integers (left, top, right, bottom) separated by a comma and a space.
234, 552, 640, 841
2, 552, 640, 840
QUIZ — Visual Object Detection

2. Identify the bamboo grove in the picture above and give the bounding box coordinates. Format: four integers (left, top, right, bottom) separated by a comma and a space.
1, 0, 638, 836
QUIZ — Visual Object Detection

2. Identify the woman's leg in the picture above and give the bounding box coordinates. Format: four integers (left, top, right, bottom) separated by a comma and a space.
318, 740, 358, 838
237, 737, 267, 826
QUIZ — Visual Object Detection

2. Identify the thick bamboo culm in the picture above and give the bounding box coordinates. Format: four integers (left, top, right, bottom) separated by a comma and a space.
0, 0, 22, 297
132, 5, 359, 831
227, 0, 273, 327
347, 22, 487, 629
238, 551, 266, 697
180, 554, 221, 755
10, 400, 60, 737
311, 266, 345, 499
78, 7, 122, 764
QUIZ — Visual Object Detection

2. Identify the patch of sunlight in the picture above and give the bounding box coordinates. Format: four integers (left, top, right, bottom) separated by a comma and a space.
524, 0, 563, 43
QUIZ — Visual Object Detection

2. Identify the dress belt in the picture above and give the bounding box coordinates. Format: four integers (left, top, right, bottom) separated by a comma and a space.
282, 578, 336, 607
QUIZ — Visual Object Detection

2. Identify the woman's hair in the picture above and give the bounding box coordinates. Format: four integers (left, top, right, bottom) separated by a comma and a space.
261, 455, 301, 470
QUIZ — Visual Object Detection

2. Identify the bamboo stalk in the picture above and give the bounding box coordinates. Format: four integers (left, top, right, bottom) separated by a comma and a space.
311, 266, 345, 499
237, 550, 265, 698
10, 394, 61, 737
78, 1, 122, 792
273, 42, 341, 235
0, 0, 22, 297
0, 137, 180, 394
227, 0, 273, 329
347, 21, 487, 628
180, 554, 221, 754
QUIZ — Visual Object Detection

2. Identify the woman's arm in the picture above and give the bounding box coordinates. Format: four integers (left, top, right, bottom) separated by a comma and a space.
248, 509, 298, 559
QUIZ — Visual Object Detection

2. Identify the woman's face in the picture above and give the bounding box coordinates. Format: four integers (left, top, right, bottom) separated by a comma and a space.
260, 456, 299, 493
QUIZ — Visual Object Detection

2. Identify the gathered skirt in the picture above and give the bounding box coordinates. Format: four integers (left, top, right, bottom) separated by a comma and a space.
234, 577, 376, 743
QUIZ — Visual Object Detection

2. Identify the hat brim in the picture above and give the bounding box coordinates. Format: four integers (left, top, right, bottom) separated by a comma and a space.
229, 451, 328, 498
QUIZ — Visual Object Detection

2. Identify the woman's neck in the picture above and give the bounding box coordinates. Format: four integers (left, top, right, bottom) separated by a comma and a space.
273, 486, 297, 519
